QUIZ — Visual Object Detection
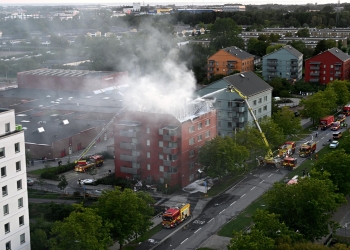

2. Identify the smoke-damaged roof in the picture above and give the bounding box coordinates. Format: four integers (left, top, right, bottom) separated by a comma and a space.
223, 71, 272, 97
18, 68, 120, 79
222, 46, 254, 60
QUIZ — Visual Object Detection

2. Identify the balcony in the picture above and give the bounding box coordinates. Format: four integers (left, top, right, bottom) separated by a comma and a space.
119, 130, 138, 138
120, 142, 138, 150
310, 66, 320, 70
335, 72, 341, 76
208, 68, 214, 72
120, 153, 139, 162
309, 78, 319, 83
120, 166, 139, 175
163, 134, 178, 142
233, 116, 245, 123
163, 147, 179, 154
163, 159, 178, 167
267, 68, 277, 72
231, 106, 245, 112
290, 61, 298, 66
226, 64, 236, 69
310, 72, 319, 76
335, 66, 341, 70
290, 68, 298, 72
267, 61, 277, 66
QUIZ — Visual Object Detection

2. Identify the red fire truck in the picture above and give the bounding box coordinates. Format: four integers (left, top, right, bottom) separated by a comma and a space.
162, 203, 190, 228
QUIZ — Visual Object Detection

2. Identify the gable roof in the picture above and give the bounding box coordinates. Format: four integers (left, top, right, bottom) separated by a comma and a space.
327, 47, 350, 61
223, 71, 272, 97
222, 46, 254, 60
263, 45, 302, 59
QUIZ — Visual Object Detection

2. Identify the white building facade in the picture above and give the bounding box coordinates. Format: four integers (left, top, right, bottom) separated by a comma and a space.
0, 109, 30, 250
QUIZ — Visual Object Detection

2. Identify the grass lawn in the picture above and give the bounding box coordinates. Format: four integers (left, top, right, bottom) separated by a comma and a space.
27, 188, 62, 199
218, 127, 350, 237
28, 166, 58, 175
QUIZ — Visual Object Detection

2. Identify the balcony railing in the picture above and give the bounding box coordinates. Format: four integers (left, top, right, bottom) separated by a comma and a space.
310, 72, 319, 76
163, 134, 178, 142
120, 154, 139, 162
309, 78, 319, 82
267, 61, 278, 66
290, 61, 298, 66
163, 159, 178, 167
120, 142, 138, 150
121, 166, 139, 175
310, 66, 320, 70
163, 147, 179, 154
290, 68, 298, 72
267, 68, 277, 72
335, 72, 341, 76
226, 64, 236, 69
119, 130, 138, 138
233, 116, 245, 123
231, 106, 245, 112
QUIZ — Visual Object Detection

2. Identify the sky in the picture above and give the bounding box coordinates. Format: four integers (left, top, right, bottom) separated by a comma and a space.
0, 0, 341, 6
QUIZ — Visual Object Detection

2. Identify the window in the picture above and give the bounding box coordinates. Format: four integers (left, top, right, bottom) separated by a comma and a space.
205, 131, 211, 138
20, 233, 25, 244
323, 71, 326, 74
205, 119, 210, 126
198, 122, 202, 130
4, 223, 10, 234
228, 102, 233, 108
263, 105, 267, 111
159, 141, 163, 147
218, 131, 222, 136
228, 122, 232, 128
258, 108, 261, 113
216, 101, 221, 107
146, 127, 150, 134
254, 110, 257, 115
330, 77, 333, 81
146, 140, 150, 146
218, 111, 221, 117
189, 138, 195, 145
14, 143, 20, 153
159, 166, 164, 172
2, 186, 7, 196
5, 241, 10, 250
189, 162, 195, 170
331, 65, 334, 68
5, 123, 10, 133
17, 180, 22, 190
198, 134, 202, 141
228, 112, 232, 118
147, 164, 151, 171
1, 167, 6, 177
16, 161, 21, 172
189, 125, 195, 133
253, 100, 257, 106
158, 154, 164, 160
0, 147, 4, 158
259, 98, 262, 103
189, 150, 195, 157
218, 121, 221, 127
3, 204, 9, 215
19, 216, 24, 226
18, 198, 23, 208
147, 152, 150, 159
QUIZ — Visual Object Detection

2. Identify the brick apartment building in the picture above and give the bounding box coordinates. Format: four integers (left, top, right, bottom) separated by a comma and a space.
114, 103, 217, 188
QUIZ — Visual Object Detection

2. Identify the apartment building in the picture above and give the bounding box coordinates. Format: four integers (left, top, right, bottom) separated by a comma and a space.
0, 109, 30, 250
114, 103, 217, 188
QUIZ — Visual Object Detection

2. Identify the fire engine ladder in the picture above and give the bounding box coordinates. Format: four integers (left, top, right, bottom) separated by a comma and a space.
74, 109, 124, 163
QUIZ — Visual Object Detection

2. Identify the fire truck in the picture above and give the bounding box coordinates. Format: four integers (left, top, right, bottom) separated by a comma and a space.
343, 103, 350, 116
319, 116, 334, 130
299, 141, 316, 157
337, 114, 346, 123
162, 203, 190, 228
282, 157, 298, 170
278, 141, 296, 158
331, 121, 341, 131
74, 155, 104, 172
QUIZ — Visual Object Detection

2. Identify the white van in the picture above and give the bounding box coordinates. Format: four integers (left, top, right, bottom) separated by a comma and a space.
273, 97, 281, 101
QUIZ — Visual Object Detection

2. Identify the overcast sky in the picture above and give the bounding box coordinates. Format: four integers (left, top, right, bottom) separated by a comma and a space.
1, 0, 339, 6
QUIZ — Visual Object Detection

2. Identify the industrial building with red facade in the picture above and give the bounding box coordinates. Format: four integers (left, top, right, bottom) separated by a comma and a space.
114, 104, 217, 188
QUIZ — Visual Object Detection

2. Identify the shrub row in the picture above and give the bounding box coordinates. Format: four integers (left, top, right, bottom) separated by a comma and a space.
40, 162, 75, 180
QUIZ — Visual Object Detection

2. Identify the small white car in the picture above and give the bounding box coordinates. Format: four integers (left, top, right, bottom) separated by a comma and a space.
329, 141, 339, 149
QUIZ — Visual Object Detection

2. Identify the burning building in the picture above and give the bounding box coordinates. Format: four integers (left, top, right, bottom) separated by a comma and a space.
114, 99, 217, 188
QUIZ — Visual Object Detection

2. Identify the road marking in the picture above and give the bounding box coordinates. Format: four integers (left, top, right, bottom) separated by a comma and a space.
260, 180, 264, 184
219, 209, 225, 214
251, 187, 256, 190
321, 137, 325, 139
230, 201, 236, 206
181, 238, 188, 244
276, 169, 279, 172
208, 218, 214, 223
268, 174, 273, 178
241, 194, 246, 198
194, 228, 202, 234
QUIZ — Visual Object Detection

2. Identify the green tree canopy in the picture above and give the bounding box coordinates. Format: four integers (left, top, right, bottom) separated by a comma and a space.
296, 28, 310, 37
209, 18, 244, 50
198, 136, 249, 178
327, 80, 350, 108
264, 177, 345, 241
49, 204, 112, 250
272, 107, 302, 137
94, 187, 154, 248
313, 150, 350, 195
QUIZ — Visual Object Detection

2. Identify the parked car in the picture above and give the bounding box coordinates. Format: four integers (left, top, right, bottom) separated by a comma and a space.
329, 141, 339, 149
27, 179, 35, 186
294, 111, 300, 117
77, 179, 96, 185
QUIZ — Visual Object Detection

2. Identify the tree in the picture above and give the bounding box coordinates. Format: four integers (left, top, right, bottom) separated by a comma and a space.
57, 175, 68, 194
209, 18, 244, 50
198, 136, 249, 179
264, 177, 346, 241
94, 187, 154, 249
228, 229, 275, 250
313, 150, 350, 195
272, 107, 302, 137
313, 39, 336, 56
266, 44, 284, 54
49, 204, 112, 250
31, 229, 48, 250
44, 202, 74, 222
259, 117, 285, 149
296, 28, 310, 37
327, 80, 350, 108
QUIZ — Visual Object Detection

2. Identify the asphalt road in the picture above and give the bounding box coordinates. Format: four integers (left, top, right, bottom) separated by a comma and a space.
148, 120, 349, 250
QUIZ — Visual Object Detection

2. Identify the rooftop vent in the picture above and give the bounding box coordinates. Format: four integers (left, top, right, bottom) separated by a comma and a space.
240, 74, 245, 78
62, 119, 69, 125
37, 127, 45, 133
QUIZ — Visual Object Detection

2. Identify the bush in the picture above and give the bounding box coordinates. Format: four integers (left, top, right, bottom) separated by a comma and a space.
40, 171, 58, 180
39, 162, 75, 180
95, 175, 134, 189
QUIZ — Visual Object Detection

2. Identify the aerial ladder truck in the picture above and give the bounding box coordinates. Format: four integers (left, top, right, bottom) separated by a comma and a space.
226, 84, 281, 168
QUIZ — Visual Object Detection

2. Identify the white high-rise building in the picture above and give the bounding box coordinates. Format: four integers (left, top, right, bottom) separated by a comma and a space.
0, 109, 30, 250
